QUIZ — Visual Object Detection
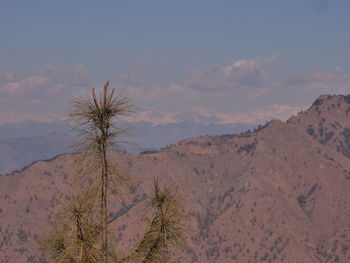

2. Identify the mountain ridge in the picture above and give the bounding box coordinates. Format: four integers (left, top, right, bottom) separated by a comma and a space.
0, 121, 256, 175
2, 94, 350, 262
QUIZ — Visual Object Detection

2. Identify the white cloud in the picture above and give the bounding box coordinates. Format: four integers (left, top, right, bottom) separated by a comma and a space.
0, 64, 90, 102
126, 56, 279, 107
184, 56, 276, 92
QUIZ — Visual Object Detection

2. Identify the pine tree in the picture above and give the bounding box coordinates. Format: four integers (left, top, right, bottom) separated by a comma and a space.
43, 82, 187, 263
70, 81, 132, 262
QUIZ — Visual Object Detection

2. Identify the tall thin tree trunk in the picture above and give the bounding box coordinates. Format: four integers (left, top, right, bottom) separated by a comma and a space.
101, 140, 108, 262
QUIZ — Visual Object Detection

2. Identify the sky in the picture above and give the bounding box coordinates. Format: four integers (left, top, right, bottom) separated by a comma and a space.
0, 0, 350, 124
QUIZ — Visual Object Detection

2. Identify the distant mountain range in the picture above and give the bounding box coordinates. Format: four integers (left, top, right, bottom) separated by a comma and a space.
0, 121, 71, 139
2, 94, 350, 262
0, 120, 256, 175
0, 132, 75, 175
0, 104, 304, 175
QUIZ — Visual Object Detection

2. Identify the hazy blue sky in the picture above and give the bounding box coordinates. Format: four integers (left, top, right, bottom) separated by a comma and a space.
0, 0, 349, 124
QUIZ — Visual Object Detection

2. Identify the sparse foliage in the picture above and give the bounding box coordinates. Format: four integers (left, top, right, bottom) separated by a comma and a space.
43, 82, 187, 263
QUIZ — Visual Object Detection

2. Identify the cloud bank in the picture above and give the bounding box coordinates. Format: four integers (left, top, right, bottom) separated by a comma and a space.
0, 64, 89, 104
1, 56, 349, 126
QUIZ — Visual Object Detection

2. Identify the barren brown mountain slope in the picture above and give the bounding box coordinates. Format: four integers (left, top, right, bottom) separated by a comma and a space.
2, 95, 350, 262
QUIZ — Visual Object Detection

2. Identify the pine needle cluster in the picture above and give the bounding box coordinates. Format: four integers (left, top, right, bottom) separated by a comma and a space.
42, 191, 101, 263
121, 180, 187, 263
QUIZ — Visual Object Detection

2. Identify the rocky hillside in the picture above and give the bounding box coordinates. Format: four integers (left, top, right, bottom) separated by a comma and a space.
2, 95, 350, 262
